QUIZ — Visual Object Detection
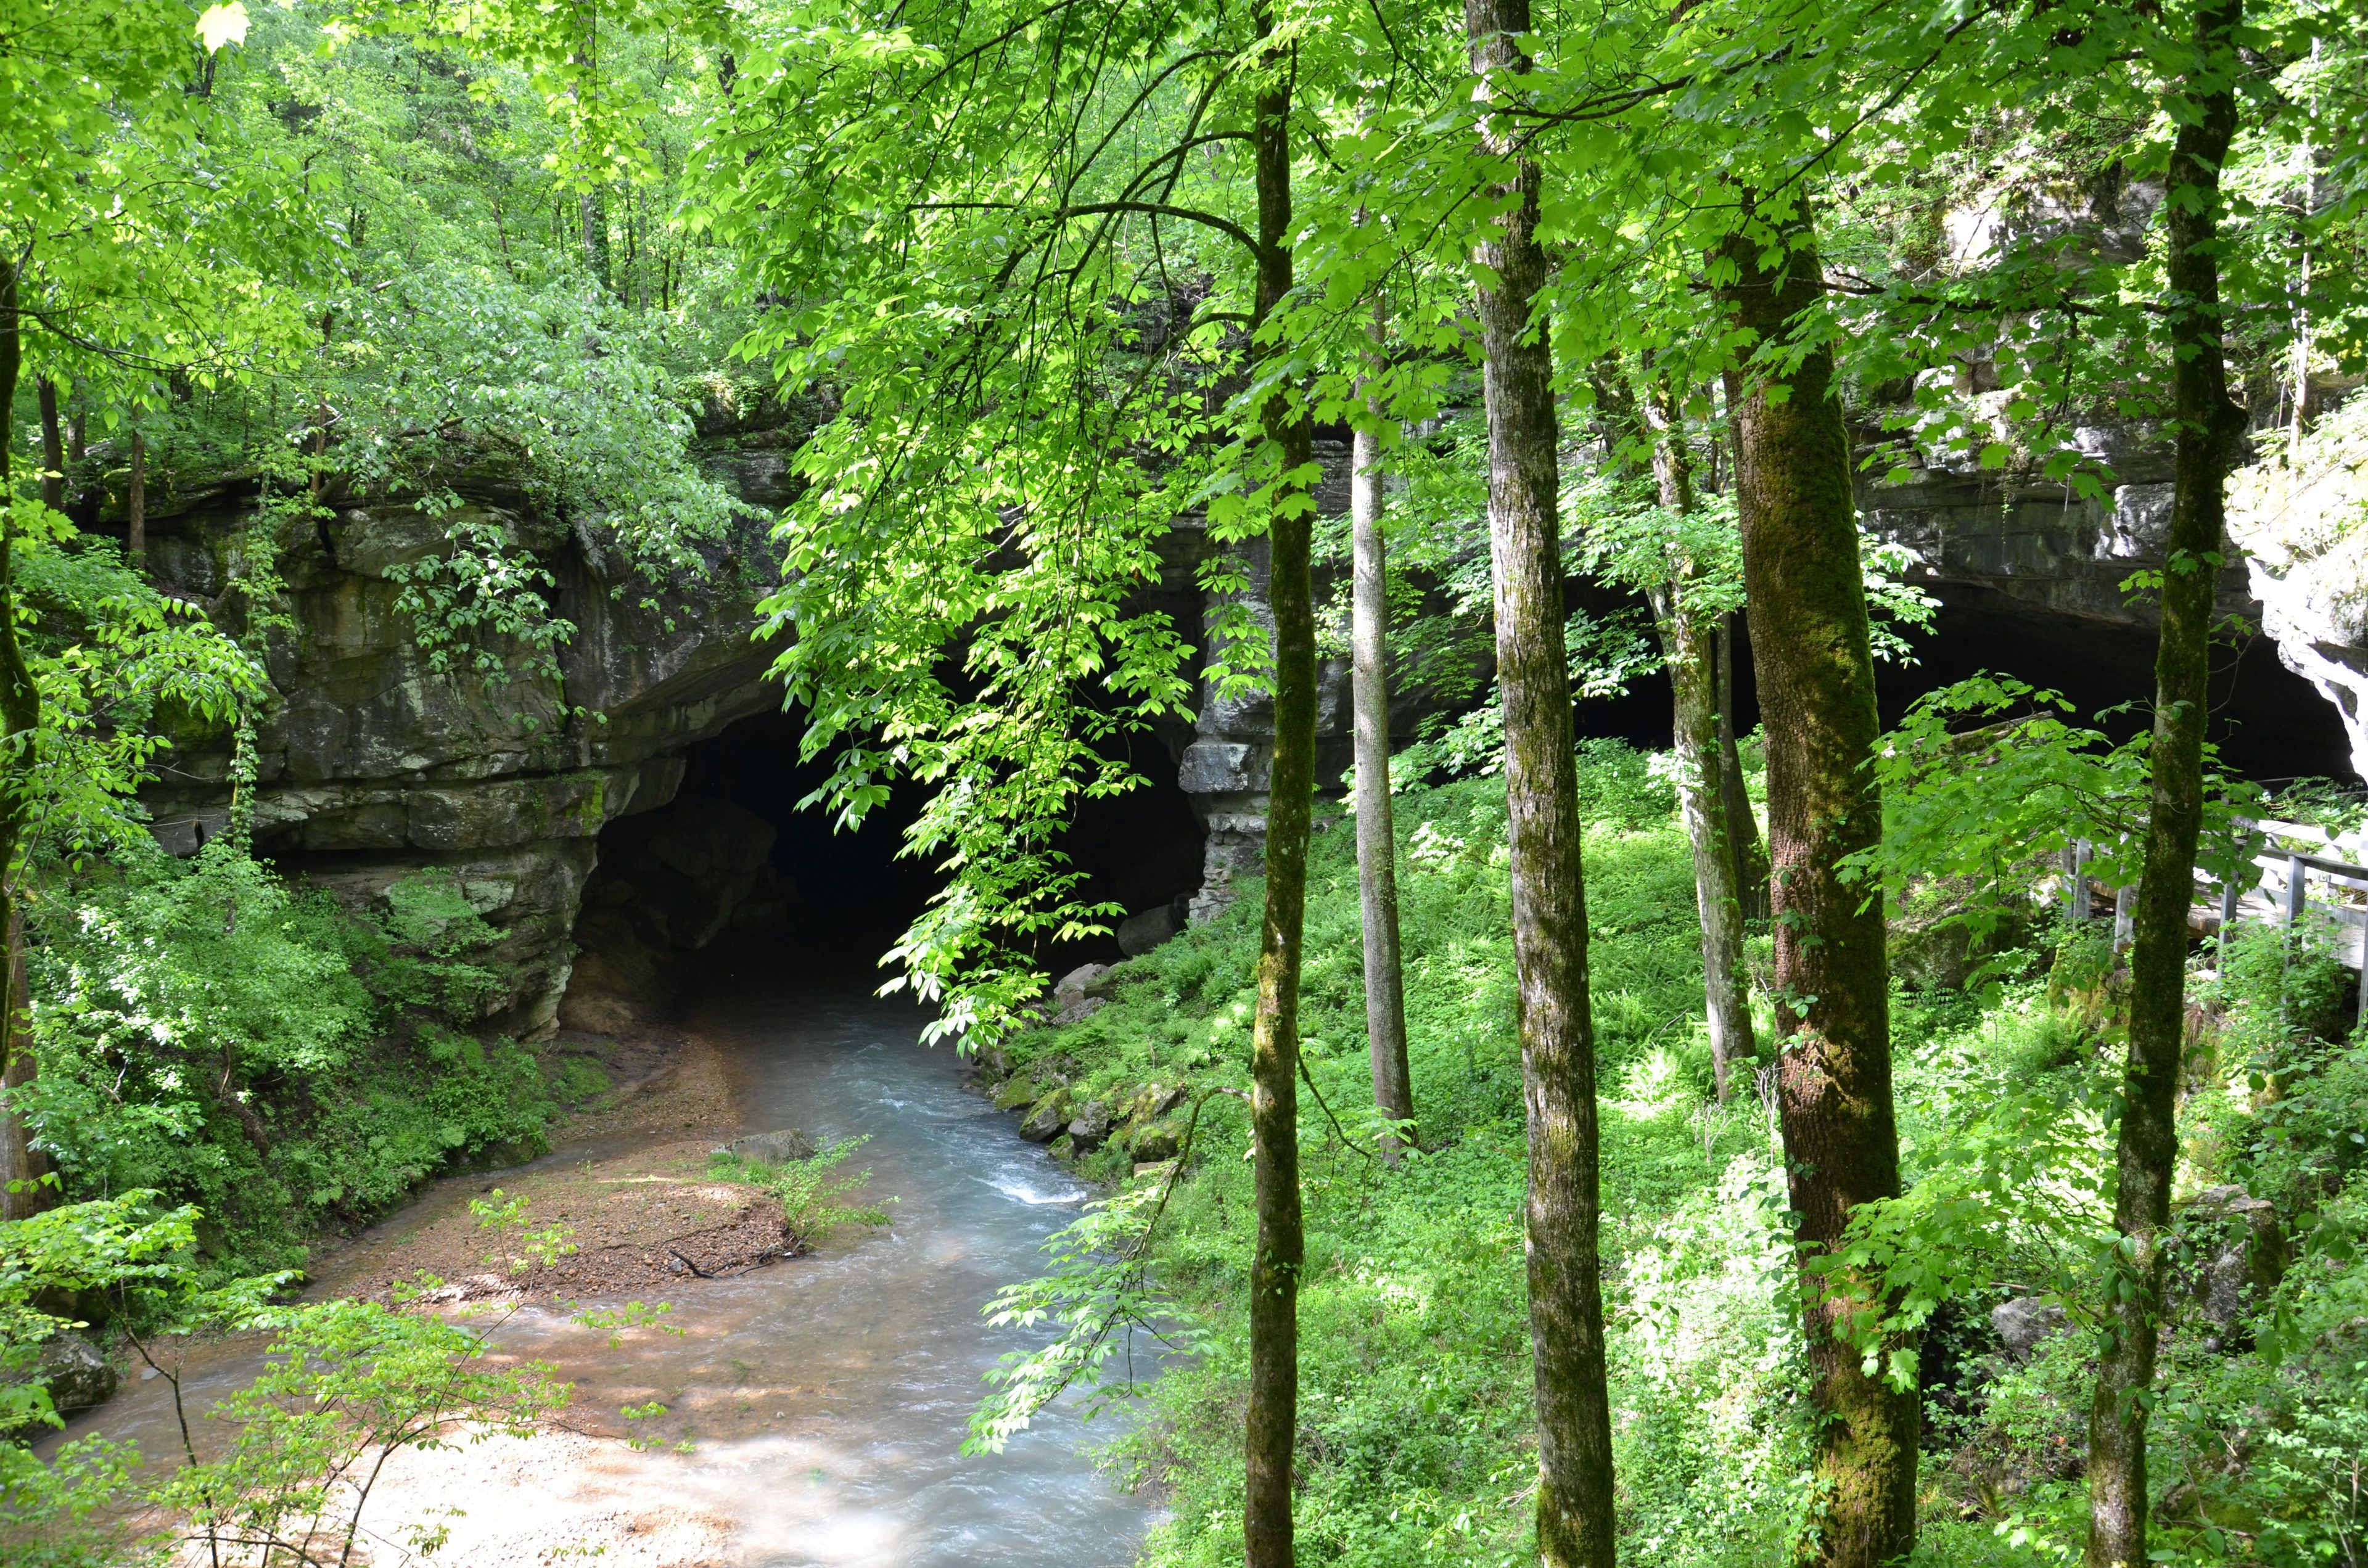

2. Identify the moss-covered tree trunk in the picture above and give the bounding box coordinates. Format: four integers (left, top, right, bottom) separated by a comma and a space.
1715, 612, 1770, 921
1243, 14, 1314, 1564
1643, 380, 1756, 1101
37, 377, 62, 514
1716, 201, 1915, 1568
126, 428, 146, 570
1352, 350, 1414, 1159
2086, 4, 2244, 1562
1468, 4, 1615, 1562
0, 262, 50, 1222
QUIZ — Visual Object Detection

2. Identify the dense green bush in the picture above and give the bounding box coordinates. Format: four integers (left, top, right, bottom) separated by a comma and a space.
23, 844, 594, 1276
987, 739, 2368, 1567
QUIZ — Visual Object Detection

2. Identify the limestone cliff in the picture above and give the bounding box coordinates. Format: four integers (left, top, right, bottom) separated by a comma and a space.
130, 429, 802, 1040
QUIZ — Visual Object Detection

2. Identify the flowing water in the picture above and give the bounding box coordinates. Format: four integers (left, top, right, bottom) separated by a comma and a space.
54, 972, 1157, 1567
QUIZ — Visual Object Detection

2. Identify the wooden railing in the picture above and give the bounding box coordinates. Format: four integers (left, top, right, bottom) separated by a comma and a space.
2060, 816, 2368, 1025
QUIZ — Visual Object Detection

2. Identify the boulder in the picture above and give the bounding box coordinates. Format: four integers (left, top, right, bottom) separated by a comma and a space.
1129, 1124, 1181, 1164
2, 1332, 118, 1438
1052, 964, 1108, 1010
2186, 1184, 2287, 1337
1067, 1101, 1113, 1152
1050, 963, 1111, 1025
1118, 901, 1184, 956
1991, 1294, 2068, 1358
1131, 1082, 1187, 1122
722, 1128, 816, 1167
1019, 1089, 1072, 1143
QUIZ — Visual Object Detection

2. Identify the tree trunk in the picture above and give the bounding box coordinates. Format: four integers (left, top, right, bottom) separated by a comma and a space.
1352, 339, 1414, 1158
1243, 12, 1312, 1564
1467, 4, 1615, 1562
1715, 611, 1770, 921
37, 378, 63, 515
0, 263, 50, 1221
2086, 5, 2243, 1563
1642, 380, 1756, 1101
581, 192, 611, 293
126, 428, 147, 570
1716, 199, 1915, 1568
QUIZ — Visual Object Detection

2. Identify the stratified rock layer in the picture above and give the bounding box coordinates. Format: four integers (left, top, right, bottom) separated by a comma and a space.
137, 436, 797, 1038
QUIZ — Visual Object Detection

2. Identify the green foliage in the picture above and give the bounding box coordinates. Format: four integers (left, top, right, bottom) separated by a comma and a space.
979, 743, 2368, 1564
709, 1136, 892, 1244
1851, 675, 2264, 956
147, 1297, 570, 1566
25, 848, 582, 1274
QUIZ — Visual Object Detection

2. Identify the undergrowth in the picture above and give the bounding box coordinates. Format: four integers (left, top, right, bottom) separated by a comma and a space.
22, 842, 609, 1278
985, 741, 2368, 1568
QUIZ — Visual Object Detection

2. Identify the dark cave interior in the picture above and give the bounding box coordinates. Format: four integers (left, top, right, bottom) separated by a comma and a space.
1572, 582, 2355, 788
565, 708, 1208, 1024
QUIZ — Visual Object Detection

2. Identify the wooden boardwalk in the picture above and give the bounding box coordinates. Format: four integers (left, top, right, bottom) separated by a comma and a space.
2062, 816, 2368, 1019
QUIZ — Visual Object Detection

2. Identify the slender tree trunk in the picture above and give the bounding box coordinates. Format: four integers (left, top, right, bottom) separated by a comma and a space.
126, 429, 147, 570
0, 264, 50, 1221
1715, 611, 1770, 921
1716, 199, 1915, 1568
1642, 380, 1756, 1101
1467, 5, 1615, 1562
2087, 5, 2243, 1562
1243, 13, 1312, 1564
581, 192, 612, 295
1352, 327, 1414, 1159
37, 378, 63, 515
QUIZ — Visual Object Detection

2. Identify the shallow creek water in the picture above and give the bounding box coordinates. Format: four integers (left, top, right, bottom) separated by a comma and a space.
57, 974, 1156, 1567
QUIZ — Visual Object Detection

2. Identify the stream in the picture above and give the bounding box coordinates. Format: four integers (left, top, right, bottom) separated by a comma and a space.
52, 971, 1157, 1567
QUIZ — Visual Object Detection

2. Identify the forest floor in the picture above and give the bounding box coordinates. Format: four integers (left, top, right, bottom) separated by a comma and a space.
308, 1026, 793, 1303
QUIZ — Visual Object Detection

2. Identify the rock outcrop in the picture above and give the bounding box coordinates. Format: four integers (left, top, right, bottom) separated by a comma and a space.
562, 795, 793, 1032
133, 425, 802, 1039
1859, 426, 2358, 782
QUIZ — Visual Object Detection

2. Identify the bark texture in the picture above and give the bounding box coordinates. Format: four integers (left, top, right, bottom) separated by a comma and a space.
1243, 22, 1312, 1567
1352, 370, 1414, 1157
1716, 612, 1771, 922
127, 429, 146, 569
2086, 4, 2244, 1562
1716, 203, 1915, 1568
1642, 382, 1756, 1101
1468, 4, 1615, 1561
0, 264, 49, 1221
37, 378, 63, 515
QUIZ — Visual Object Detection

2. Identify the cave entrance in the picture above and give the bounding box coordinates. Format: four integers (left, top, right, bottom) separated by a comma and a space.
559, 708, 1205, 1032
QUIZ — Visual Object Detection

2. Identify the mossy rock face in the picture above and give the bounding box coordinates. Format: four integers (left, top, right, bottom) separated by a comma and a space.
1128, 1122, 1182, 1164
1891, 877, 2037, 991
993, 1074, 1040, 1112
1127, 1082, 1186, 1124
1018, 1088, 1071, 1142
